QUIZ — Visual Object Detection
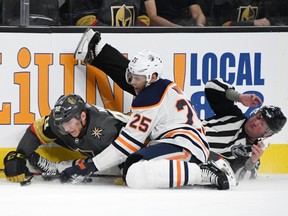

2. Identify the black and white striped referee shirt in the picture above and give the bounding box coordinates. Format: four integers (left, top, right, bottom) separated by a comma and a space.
202, 78, 253, 160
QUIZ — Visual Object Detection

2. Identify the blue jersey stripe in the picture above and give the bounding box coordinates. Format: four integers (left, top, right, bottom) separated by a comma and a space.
169, 160, 174, 188
164, 133, 209, 161
184, 162, 189, 185
121, 130, 145, 148
112, 141, 130, 156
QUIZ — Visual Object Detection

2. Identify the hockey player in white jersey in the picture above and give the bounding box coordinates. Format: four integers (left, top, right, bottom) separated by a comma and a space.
59, 29, 236, 190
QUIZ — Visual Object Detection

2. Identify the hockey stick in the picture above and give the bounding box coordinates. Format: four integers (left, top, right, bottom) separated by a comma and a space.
0, 169, 123, 186
0, 168, 122, 178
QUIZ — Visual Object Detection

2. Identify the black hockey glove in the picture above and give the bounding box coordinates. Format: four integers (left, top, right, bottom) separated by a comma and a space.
4, 151, 32, 183
60, 162, 97, 184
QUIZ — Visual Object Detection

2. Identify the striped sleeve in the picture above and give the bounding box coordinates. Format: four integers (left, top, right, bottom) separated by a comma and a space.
112, 130, 146, 156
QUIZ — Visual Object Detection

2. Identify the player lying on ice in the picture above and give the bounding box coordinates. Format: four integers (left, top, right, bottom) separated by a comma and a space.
63, 28, 238, 190
3, 93, 131, 184
71, 28, 286, 184
4, 28, 236, 190
6, 28, 286, 189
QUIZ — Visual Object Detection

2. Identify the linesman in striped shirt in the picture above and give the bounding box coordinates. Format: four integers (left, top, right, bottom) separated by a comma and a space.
204, 78, 286, 180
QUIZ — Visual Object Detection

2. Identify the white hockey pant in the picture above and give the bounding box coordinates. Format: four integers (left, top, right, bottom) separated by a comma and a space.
125, 159, 201, 189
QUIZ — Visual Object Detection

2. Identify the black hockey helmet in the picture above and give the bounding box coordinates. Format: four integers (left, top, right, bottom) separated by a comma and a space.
259, 105, 287, 134
53, 94, 86, 127
253, 105, 287, 135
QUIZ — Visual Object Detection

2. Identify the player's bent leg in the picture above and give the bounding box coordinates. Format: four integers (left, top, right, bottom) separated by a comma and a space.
125, 159, 201, 189
125, 160, 149, 189
75, 29, 135, 96
28, 152, 59, 175
89, 43, 135, 96
74, 28, 102, 64
28, 152, 88, 175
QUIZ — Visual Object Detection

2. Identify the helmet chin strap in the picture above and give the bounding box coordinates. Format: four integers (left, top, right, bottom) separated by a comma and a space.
145, 73, 159, 87
79, 113, 87, 133
78, 113, 85, 128
145, 80, 150, 88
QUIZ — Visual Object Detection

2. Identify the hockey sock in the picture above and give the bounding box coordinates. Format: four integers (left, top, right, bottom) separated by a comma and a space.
125, 159, 201, 189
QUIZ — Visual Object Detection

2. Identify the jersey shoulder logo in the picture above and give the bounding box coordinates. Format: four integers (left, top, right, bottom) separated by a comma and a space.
91, 126, 104, 139
231, 144, 249, 158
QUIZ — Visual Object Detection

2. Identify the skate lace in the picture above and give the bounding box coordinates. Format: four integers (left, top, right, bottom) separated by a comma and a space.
37, 156, 58, 175
201, 168, 219, 186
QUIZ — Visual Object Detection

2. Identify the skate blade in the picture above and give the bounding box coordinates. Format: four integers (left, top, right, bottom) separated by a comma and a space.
215, 159, 238, 187
74, 28, 93, 60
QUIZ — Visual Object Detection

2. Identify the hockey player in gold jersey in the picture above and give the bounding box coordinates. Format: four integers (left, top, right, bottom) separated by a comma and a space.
3, 94, 130, 183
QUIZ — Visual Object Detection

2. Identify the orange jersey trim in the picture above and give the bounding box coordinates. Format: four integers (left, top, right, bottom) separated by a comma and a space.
164, 129, 210, 158
166, 149, 190, 160
176, 161, 181, 187
116, 136, 138, 153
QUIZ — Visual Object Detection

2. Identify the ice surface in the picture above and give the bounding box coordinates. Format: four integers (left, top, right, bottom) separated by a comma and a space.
0, 174, 287, 216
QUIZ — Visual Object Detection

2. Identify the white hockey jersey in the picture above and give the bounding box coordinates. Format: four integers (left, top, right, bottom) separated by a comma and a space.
112, 79, 210, 163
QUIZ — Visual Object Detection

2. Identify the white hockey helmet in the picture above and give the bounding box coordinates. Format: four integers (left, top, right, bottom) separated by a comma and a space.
125, 50, 163, 86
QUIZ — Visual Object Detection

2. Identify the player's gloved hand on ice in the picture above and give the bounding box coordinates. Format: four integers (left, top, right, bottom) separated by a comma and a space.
4, 151, 32, 183
59, 161, 97, 184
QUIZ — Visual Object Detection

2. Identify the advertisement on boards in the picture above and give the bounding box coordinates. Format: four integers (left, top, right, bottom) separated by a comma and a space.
0, 31, 287, 150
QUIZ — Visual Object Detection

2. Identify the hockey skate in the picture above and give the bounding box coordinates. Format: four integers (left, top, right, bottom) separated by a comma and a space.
200, 160, 233, 190
28, 152, 59, 180
214, 158, 237, 187
74, 28, 101, 65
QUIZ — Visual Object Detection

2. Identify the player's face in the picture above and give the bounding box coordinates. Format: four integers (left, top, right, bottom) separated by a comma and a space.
130, 74, 147, 94
244, 112, 270, 141
62, 117, 83, 137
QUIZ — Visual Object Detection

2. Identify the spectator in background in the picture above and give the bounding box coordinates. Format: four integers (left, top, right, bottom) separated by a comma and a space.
258, 0, 288, 26
59, 0, 150, 26
144, 0, 206, 26
199, 0, 270, 26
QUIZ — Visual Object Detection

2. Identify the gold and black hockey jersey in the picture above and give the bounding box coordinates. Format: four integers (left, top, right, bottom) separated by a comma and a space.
17, 104, 129, 158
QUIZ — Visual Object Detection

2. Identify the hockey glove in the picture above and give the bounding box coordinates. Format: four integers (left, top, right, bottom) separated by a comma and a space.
4, 151, 32, 183
59, 162, 97, 184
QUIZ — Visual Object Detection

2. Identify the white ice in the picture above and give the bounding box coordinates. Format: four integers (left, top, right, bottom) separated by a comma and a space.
1, 174, 287, 216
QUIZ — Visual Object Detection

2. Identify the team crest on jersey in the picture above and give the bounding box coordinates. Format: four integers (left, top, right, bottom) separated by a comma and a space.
231, 144, 249, 157
91, 126, 103, 139
237, 5, 258, 22
111, 4, 135, 26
